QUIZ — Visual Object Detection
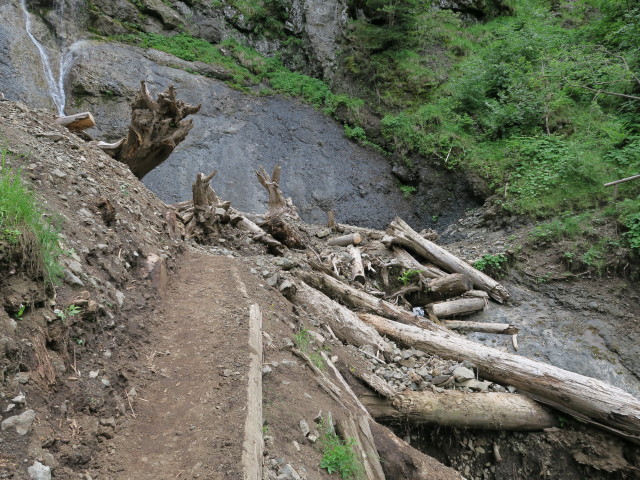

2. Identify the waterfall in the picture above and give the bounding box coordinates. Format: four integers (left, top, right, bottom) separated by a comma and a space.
19, 0, 71, 116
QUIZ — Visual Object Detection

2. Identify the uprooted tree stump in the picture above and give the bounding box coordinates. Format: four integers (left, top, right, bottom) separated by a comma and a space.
256, 165, 305, 249
98, 81, 201, 179
256, 165, 299, 219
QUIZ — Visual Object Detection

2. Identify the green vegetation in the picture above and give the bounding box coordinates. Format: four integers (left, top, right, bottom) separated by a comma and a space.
399, 184, 417, 198
319, 423, 363, 479
110, 0, 640, 268
294, 329, 325, 370
398, 268, 422, 285
55, 304, 81, 322
0, 148, 64, 286
473, 254, 508, 275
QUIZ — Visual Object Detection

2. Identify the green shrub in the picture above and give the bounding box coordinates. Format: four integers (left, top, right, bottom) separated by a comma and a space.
0, 149, 63, 286
398, 268, 421, 285
473, 254, 508, 273
319, 424, 362, 479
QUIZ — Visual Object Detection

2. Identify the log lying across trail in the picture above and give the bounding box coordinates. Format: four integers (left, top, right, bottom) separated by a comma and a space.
360, 314, 640, 439
384, 218, 510, 303
293, 280, 391, 356
361, 390, 556, 431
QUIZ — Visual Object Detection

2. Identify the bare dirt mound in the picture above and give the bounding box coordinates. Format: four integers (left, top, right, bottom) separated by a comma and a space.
103, 251, 254, 479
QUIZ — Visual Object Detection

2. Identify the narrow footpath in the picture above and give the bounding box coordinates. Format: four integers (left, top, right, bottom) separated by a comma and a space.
105, 251, 256, 479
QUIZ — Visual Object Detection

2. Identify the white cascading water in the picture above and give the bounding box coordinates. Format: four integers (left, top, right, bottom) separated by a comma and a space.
19, 0, 74, 116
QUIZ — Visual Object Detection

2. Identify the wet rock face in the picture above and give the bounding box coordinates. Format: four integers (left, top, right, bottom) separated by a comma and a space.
63, 42, 475, 229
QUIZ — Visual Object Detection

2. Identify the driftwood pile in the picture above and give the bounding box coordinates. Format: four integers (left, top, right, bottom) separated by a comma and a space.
165, 166, 640, 451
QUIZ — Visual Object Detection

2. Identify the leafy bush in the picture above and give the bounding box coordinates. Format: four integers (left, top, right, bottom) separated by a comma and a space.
319, 424, 362, 479
0, 149, 63, 285
473, 254, 508, 274
398, 268, 421, 285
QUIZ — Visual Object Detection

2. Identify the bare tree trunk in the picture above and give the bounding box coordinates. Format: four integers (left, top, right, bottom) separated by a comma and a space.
369, 422, 464, 480
360, 313, 640, 440
99, 81, 201, 179
361, 391, 556, 431
242, 305, 263, 480
384, 218, 510, 303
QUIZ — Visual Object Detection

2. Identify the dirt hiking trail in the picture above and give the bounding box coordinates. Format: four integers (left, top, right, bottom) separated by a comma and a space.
105, 251, 256, 479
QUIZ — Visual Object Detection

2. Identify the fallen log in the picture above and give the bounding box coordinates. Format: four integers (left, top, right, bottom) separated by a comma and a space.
391, 247, 446, 279
297, 270, 446, 332
360, 313, 640, 440
293, 280, 390, 356
384, 218, 509, 303
348, 245, 365, 284
431, 297, 486, 318
361, 390, 556, 431
261, 216, 305, 249
321, 353, 462, 480
100, 81, 201, 180
442, 321, 519, 335
231, 212, 284, 254
328, 233, 362, 247
55, 111, 95, 131
369, 422, 463, 480
426, 273, 472, 300
242, 305, 263, 479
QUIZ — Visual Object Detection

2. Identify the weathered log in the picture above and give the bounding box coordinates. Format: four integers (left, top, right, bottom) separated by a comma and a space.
55, 112, 95, 131
402, 273, 474, 305
97, 139, 124, 157
261, 216, 305, 249
297, 270, 446, 332
369, 422, 464, 480
231, 212, 284, 254
348, 245, 366, 284
322, 353, 462, 480
361, 390, 555, 431
293, 280, 390, 356
102, 81, 201, 179
327, 233, 362, 247
442, 321, 519, 335
427, 273, 472, 299
242, 305, 263, 479
431, 297, 486, 318
256, 165, 298, 219
385, 218, 509, 302
360, 313, 640, 440
391, 247, 446, 279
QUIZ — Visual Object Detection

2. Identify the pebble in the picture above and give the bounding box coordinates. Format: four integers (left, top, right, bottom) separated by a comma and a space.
15, 372, 30, 384
27, 461, 51, 480
299, 419, 310, 437
1, 409, 36, 435
277, 464, 301, 480
453, 366, 475, 382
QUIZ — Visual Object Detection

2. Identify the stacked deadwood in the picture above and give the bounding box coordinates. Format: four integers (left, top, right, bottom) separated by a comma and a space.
171, 170, 286, 253
170, 165, 309, 255
289, 217, 640, 443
